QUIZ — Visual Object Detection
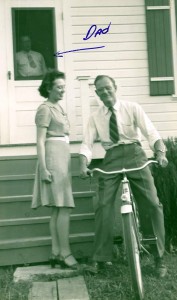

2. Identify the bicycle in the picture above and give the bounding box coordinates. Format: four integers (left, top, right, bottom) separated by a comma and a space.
89, 160, 158, 300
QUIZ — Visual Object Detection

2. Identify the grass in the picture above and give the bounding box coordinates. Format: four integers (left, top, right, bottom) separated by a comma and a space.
0, 253, 177, 300
0, 266, 31, 300
84, 252, 177, 300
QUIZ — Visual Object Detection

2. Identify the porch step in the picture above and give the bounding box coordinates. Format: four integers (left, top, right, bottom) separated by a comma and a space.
0, 213, 95, 239
0, 154, 83, 176
0, 233, 94, 266
0, 233, 94, 249
0, 154, 95, 196
0, 191, 95, 219
0, 190, 96, 266
0, 155, 99, 266
0, 174, 92, 196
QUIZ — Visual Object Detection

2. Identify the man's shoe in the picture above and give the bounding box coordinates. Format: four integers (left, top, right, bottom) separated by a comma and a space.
98, 261, 112, 269
155, 257, 167, 278
84, 262, 99, 274
84, 261, 112, 274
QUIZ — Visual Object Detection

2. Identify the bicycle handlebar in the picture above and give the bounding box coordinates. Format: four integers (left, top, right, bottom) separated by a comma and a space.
89, 160, 158, 175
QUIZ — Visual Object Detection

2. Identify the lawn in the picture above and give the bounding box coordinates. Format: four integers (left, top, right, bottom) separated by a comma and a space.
0, 252, 177, 300
84, 252, 177, 300
0, 266, 31, 300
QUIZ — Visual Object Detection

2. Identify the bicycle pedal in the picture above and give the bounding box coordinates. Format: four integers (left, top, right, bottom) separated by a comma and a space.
142, 236, 157, 244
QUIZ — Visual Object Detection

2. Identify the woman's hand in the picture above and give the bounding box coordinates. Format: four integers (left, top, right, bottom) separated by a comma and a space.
41, 168, 52, 183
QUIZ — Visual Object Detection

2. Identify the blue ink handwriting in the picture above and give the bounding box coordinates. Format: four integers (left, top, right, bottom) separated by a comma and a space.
54, 45, 105, 57
83, 22, 111, 41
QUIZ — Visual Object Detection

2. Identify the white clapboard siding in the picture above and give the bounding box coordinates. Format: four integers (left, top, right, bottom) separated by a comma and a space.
149, 112, 177, 122
75, 69, 148, 77
71, 7, 144, 16
155, 122, 177, 131
74, 60, 147, 70
73, 51, 147, 62
119, 86, 149, 96
142, 102, 177, 113
71, 0, 143, 7
73, 33, 146, 43
71, 0, 177, 145
72, 41, 147, 51
72, 16, 145, 26
120, 96, 174, 105
73, 24, 146, 35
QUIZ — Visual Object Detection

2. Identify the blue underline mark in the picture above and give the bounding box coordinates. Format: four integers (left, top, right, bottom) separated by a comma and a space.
54, 45, 105, 57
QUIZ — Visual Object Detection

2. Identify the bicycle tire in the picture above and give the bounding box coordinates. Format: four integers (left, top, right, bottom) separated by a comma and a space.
122, 213, 144, 300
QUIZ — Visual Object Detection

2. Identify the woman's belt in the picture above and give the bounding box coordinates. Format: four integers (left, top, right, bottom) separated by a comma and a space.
46, 136, 69, 144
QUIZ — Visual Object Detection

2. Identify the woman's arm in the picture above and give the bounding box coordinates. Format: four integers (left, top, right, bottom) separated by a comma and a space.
37, 127, 52, 182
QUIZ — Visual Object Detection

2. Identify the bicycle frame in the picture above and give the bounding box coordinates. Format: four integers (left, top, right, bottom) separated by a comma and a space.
120, 172, 133, 214
120, 172, 142, 250
90, 159, 158, 300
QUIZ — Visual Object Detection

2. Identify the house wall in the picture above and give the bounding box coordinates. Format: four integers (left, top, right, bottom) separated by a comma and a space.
0, 0, 177, 267
70, 0, 177, 156
0, 0, 177, 156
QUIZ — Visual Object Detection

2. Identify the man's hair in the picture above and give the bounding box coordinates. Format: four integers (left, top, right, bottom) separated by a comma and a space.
38, 70, 65, 98
94, 75, 116, 88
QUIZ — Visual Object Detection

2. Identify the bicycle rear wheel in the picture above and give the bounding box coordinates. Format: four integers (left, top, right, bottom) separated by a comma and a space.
122, 213, 144, 300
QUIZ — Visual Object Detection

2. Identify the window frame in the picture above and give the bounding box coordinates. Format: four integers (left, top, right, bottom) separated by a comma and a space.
170, 0, 177, 98
145, 0, 174, 96
12, 7, 57, 81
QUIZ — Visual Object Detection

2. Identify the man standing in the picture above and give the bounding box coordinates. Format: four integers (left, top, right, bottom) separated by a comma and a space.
79, 75, 168, 277
16, 35, 47, 78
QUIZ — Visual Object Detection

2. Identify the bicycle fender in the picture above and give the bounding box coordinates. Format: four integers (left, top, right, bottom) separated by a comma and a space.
121, 204, 132, 214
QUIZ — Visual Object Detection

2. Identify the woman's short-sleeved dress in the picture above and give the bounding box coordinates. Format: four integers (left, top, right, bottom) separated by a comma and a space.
32, 101, 75, 208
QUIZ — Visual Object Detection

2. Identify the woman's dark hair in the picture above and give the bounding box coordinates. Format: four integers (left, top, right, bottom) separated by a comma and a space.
94, 75, 116, 88
38, 70, 65, 98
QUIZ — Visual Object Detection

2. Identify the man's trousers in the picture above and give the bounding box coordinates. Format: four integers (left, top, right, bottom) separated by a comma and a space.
93, 143, 165, 262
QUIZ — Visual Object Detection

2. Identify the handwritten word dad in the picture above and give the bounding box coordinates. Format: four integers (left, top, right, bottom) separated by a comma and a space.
83, 22, 111, 41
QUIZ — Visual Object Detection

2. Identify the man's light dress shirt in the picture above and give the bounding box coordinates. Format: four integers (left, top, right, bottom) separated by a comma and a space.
80, 100, 161, 165
16, 50, 47, 77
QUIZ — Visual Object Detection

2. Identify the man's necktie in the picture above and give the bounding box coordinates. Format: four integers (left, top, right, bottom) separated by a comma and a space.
109, 107, 119, 143
27, 54, 37, 68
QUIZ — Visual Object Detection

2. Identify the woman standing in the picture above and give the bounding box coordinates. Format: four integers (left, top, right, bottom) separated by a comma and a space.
32, 70, 78, 269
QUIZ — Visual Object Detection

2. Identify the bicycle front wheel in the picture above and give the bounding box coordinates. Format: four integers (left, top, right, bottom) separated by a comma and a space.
122, 213, 144, 300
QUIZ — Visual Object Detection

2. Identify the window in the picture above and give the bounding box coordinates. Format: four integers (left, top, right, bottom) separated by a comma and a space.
145, 0, 174, 95
12, 8, 56, 80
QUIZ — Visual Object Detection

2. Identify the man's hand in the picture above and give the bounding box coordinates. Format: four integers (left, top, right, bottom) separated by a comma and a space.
79, 154, 92, 179
41, 168, 52, 183
80, 166, 91, 179
156, 152, 168, 168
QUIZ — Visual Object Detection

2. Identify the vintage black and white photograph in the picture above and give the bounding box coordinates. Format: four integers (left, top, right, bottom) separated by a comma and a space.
0, 0, 177, 299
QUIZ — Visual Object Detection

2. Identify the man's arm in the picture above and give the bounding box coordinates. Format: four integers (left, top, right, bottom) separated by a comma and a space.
79, 154, 91, 178
79, 116, 98, 178
133, 103, 168, 167
154, 139, 168, 168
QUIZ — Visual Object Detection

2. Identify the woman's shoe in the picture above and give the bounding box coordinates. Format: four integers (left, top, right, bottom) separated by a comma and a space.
59, 253, 80, 270
49, 254, 60, 268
